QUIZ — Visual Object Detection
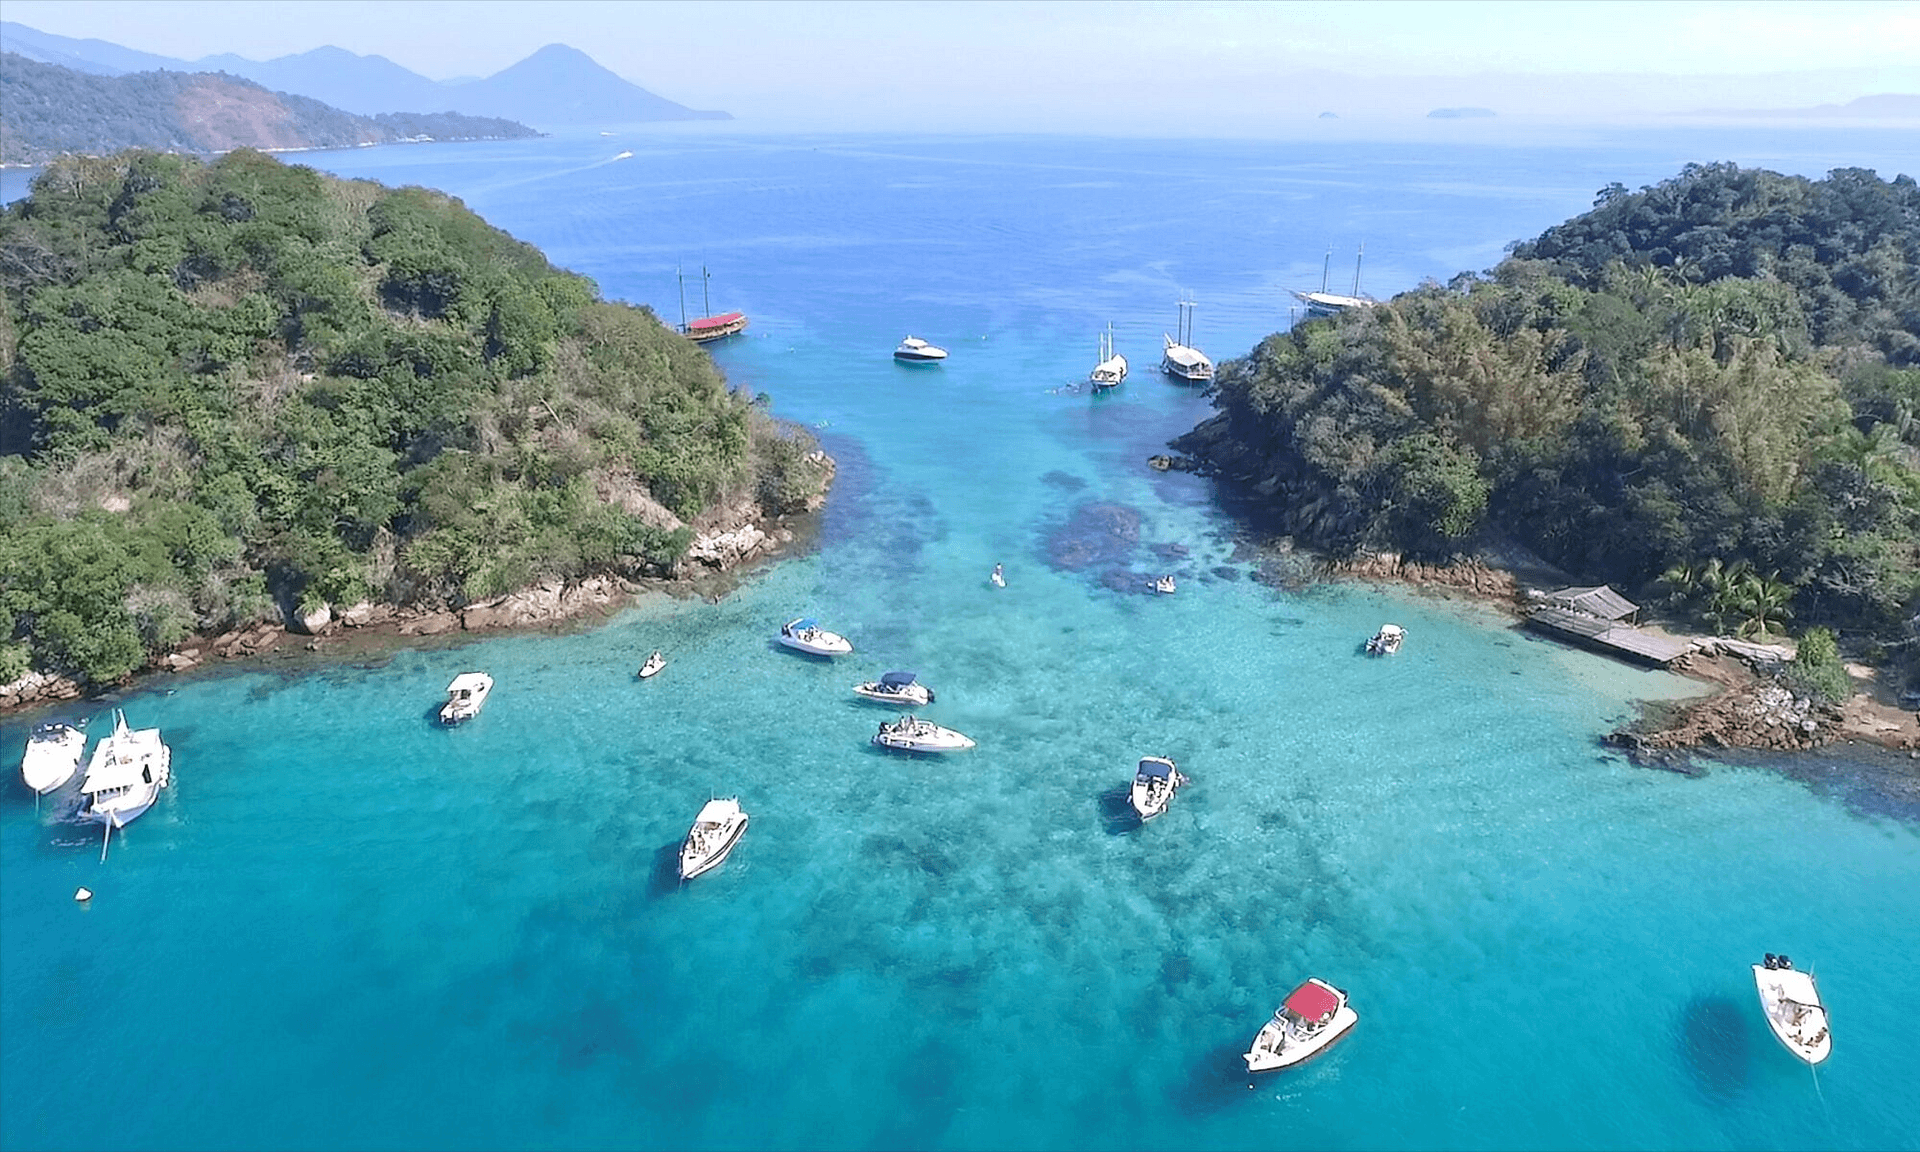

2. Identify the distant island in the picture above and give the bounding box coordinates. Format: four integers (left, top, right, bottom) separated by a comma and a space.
1, 21, 731, 128
0, 149, 828, 697
1172, 162, 1920, 693
0, 52, 538, 166
1427, 107, 1497, 119
1694, 93, 1920, 119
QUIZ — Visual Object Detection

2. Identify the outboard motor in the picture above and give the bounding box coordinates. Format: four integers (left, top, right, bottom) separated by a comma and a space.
1779, 955, 1792, 970
1764, 953, 1777, 969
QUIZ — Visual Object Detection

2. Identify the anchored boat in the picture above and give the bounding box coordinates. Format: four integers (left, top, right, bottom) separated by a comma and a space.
1244, 978, 1358, 1072
1366, 624, 1405, 655
680, 797, 749, 880
440, 672, 493, 724
872, 715, 975, 753
894, 336, 949, 363
1129, 756, 1186, 820
1090, 323, 1127, 392
21, 720, 86, 796
1160, 299, 1212, 383
853, 671, 935, 707
1753, 954, 1830, 1064
778, 617, 853, 656
678, 265, 748, 343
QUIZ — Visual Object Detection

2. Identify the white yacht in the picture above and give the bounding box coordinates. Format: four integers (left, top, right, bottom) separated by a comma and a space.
872, 715, 975, 753
1090, 324, 1127, 392
78, 711, 172, 856
779, 617, 853, 656
1366, 624, 1405, 655
638, 651, 666, 679
21, 720, 87, 795
853, 671, 935, 707
1129, 756, 1186, 820
440, 672, 493, 724
1161, 300, 1213, 383
894, 336, 948, 364
1244, 978, 1358, 1072
679, 797, 750, 880
1753, 954, 1830, 1064
1152, 575, 1177, 595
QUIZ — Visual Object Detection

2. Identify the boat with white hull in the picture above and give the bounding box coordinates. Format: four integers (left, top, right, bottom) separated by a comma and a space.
872, 715, 975, 753
79, 711, 172, 858
894, 336, 948, 364
1090, 324, 1126, 392
779, 617, 853, 656
1129, 756, 1187, 820
680, 797, 749, 880
1161, 299, 1212, 383
1244, 978, 1357, 1072
21, 720, 86, 795
853, 671, 935, 707
638, 651, 665, 679
1366, 624, 1404, 655
1753, 954, 1830, 1064
440, 672, 493, 724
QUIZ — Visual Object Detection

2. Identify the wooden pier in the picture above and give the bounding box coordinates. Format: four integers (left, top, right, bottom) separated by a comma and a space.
1524, 586, 1694, 667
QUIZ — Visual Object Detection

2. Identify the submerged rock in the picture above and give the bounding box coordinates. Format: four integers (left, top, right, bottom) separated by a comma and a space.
1046, 502, 1141, 571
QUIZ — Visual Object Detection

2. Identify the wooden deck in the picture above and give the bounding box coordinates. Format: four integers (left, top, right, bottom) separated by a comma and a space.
1525, 607, 1694, 666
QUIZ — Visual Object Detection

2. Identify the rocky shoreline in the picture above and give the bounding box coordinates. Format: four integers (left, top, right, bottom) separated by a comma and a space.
1, 460, 834, 714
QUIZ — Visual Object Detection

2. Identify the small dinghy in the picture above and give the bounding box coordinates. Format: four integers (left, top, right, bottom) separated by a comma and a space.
778, 617, 853, 656
1129, 756, 1187, 820
872, 715, 975, 753
440, 672, 493, 724
679, 797, 749, 881
1244, 978, 1358, 1072
638, 651, 666, 679
853, 671, 935, 707
21, 720, 87, 796
1753, 953, 1830, 1064
1366, 624, 1404, 655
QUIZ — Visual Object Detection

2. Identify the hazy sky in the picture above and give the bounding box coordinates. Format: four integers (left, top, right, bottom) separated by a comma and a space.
7, 0, 1917, 130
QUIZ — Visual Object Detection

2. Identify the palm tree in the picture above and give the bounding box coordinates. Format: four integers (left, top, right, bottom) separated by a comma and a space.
1728, 570, 1795, 640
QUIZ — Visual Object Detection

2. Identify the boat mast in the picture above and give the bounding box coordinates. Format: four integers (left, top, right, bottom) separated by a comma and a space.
702, 265, 713, 318
1321, 246, 1332, 293
677, 266, 688, 332
1352, 244, 1365, 297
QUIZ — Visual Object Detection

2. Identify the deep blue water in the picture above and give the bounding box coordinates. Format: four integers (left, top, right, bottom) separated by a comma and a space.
5, 129, 1919, 1151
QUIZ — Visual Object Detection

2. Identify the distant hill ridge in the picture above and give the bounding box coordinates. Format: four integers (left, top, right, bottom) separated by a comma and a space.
0, 52, 538, 166
0, 22, 730, 126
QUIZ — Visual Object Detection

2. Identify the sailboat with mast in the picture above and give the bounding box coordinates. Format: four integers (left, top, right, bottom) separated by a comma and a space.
1295, 245, 1377, 318
1161, 297, 1213, 383
1090, 323, 1127, 392
678, 265, 749, 343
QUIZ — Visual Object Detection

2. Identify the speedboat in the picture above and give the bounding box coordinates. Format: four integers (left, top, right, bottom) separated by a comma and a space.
853, 671, 935, 707
894, 336, 948, 363
638, 651, 666, 679
440, 672, 493, 724
1090, 323, 1126, 391
1129, 756, 1186, 820
679, 797, 749, 880
1244, 978, 1358, 1072
779, 617, 853, 656
79, 711, 172, 857
1366, 624, 1405, 655
1153, 575, 1177, 595
21, 720, 87, 795
872, 715, 975, 753
1753, 954, 1830, 1064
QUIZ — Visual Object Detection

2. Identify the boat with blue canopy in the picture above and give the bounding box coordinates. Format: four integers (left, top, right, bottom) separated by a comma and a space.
1129, 755, 1186, 820
853, 671, 936, 707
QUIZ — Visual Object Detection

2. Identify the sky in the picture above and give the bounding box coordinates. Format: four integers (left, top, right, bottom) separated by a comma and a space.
5, 0, 1918, 131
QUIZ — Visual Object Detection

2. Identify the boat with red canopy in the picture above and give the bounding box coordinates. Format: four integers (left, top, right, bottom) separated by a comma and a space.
678, 265, 749, 343
1243, 977, 1357, 1072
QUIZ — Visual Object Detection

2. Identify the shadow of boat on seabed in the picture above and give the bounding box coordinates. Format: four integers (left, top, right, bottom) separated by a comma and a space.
1678, 993, 1753, 1104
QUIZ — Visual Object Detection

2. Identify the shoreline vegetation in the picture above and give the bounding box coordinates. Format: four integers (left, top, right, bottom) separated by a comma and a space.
1, 149, 833, 710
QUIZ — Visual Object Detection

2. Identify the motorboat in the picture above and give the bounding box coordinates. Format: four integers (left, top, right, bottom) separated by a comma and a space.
638, 651, 666, 679
440, 672, 494, 724
79, 711, 172, 858
1090, 324, 1127, 392
1753, 954, 1830, 1064
21, 720, 87, 795
779, 617, 853, 656
1366, 624, 1405, 655
1161, 299, 1213, 383
991, 564, 1006, 588
1153, 575, 1177, 595
678, 265, 748, 343
679, 797, 749, 880
1129, 756, 1187, 820
872, 715, 975, 753
853, 671, 935, 707
894, 336, 948, 363
1244, 978, 1358, 1072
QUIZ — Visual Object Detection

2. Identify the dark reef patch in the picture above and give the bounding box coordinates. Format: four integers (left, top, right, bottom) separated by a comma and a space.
1043, 501, 1142, 572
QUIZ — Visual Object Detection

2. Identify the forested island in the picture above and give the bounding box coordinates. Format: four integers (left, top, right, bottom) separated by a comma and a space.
1176, 163, 1919, 696
0, 52, 539, 167
0, 149, 830, 694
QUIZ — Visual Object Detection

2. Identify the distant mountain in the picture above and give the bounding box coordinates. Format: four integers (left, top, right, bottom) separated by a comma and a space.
1697, 93, 1920, 119
0, 23, 730, 126
1427, 107, 1496, 119
0, 52, 537, 166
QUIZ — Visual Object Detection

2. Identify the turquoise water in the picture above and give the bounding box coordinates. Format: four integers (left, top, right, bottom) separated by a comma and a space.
5, 130, 1919, 1151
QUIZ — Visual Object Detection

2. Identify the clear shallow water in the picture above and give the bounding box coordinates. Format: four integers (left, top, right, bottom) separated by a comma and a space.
5, 130, 1920, 1151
